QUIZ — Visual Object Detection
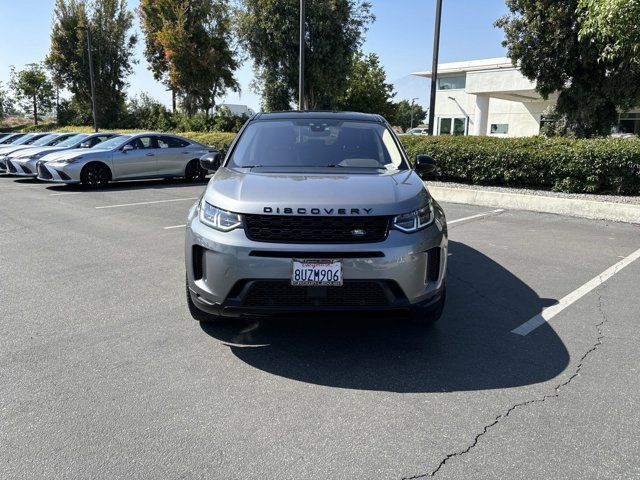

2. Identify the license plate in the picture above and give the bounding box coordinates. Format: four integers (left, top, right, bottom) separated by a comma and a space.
292, 259, 343, 286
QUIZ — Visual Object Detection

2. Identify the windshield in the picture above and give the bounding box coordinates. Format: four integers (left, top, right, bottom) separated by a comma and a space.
32, 134, 60, 146
95, 135, 129, 150
13, 134, 38, 145
57, 134, 89, 148
228, 119, 407, 170
0, 134, 24, 144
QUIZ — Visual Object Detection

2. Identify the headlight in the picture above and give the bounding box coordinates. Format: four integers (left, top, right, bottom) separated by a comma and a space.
392, 201, 435, 232
199, 199, 242, 231
56, 156, 82, 164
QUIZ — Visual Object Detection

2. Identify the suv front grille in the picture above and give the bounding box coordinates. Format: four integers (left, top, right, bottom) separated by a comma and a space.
243, 215, 390, 243
242, 280, 397, 307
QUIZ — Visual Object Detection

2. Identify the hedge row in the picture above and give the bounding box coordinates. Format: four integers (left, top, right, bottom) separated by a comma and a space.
39, 126, 640, 194
401, 135, 640, 194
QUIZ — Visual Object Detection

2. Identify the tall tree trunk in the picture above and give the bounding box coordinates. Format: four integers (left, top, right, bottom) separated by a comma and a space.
172, 88, 176, 114
33, 96, 38, 126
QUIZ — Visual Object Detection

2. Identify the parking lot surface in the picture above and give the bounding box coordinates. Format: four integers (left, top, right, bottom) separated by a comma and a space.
2, 176, 639, 479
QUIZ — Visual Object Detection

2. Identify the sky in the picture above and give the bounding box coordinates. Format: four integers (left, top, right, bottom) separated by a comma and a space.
0, 0, 509, 112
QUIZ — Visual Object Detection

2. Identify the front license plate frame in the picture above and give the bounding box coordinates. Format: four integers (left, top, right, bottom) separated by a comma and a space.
291, 259, 343, 286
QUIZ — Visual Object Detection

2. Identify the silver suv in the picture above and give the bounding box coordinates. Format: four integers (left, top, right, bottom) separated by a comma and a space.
185, 112, 447, 325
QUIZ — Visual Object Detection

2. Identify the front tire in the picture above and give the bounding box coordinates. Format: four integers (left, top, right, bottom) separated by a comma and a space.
184, 159, 207, 183
408, 286, 446, 325
80, 163, 111, 189
186, 277, 224, 323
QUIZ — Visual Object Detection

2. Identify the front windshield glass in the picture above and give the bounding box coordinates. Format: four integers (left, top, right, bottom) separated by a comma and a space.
57, 134, 89, 147
228, 119, 407, 170
95, 135, 129, 149
32, 134, 59, 146
13, 134, 37, 145
0, 134, 23, 144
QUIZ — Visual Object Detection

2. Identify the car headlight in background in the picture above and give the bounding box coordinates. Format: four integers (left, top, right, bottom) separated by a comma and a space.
54, 156, 83, 164
199, 199, 242, 231
392, 201, 435, 232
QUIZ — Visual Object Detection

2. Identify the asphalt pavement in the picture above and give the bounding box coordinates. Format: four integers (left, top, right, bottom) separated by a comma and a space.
1, 176, 639, 479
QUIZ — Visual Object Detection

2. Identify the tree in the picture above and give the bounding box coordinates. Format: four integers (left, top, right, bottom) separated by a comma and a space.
337, 52, 395, 118
9, 64, 55, 125
125, 92, 175, 131
496, 0, 640, 137
391, 100, 427, 132
578, 0, 640, 66
139, 0, 239, 117
0, 82, 13, 119
237, 0, 374, 110
46, 0, 137, 127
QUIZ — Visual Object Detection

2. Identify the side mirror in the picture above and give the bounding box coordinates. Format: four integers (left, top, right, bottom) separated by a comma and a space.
415, 154, 436, 178
200, 151, 222, 172
122, 144, 134, 152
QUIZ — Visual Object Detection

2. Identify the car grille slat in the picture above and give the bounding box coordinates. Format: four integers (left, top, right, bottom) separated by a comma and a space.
242, 280, 395, 307
243, 215, 390, 243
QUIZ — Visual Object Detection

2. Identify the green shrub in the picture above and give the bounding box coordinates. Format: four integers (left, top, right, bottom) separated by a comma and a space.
401, 135, 640, 194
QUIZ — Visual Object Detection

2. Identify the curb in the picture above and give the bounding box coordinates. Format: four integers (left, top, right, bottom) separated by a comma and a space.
428, 186, 640, 224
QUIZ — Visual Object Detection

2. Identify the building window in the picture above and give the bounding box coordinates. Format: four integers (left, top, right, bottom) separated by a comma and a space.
618, 112, 640, 135
439, 117, 467, 135
437, 75, 466, 90
490, 123, 509, 134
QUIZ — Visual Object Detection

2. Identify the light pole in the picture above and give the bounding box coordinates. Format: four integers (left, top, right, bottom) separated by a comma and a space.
427, 0, 443, 135
298, 0, 305, 111
410, 97, 419, 129
77, 25, 98, 132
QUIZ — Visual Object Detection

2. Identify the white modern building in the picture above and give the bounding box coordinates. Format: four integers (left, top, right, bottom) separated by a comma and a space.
412, 57, 640, 137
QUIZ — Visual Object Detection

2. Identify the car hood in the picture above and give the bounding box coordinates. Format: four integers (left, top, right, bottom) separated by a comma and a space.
43, 147, 108, 162
12, 146, 64, 159
0, 145, 34, 156
204, 167, 431, 216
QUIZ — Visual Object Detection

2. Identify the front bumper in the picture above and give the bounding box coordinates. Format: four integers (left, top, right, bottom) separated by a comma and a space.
5, 159, 38, 177
185, 204, 448, 317
36, 162, 80, 183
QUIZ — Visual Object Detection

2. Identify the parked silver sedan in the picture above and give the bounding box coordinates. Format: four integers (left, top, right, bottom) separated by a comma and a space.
5, 133, 117, 177
36, 133, 215, 188
0, 133, 67, 173
0, 133, 52, 155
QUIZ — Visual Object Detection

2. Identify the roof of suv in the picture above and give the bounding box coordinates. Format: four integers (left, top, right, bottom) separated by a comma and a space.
254, 111, 385, 123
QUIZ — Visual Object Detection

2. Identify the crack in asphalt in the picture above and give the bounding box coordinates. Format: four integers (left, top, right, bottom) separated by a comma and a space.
448, 272, 521, 316
401, 285, 609, 479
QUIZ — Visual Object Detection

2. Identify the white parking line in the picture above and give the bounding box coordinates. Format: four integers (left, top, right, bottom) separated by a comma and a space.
164, 224, 186, 230
95, 197, 198, 209
512, 247, 640, 336
49, 192, 83, 196
448, 209, 505, 226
